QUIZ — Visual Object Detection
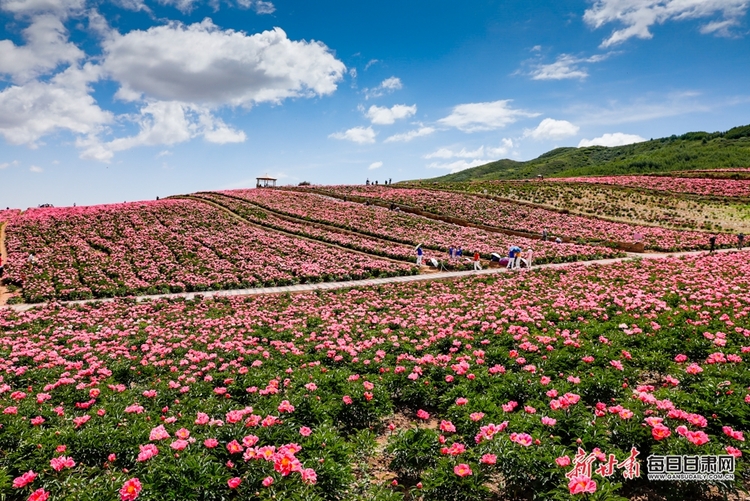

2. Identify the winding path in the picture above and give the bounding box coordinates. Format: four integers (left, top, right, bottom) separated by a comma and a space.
4, 247, 745, 313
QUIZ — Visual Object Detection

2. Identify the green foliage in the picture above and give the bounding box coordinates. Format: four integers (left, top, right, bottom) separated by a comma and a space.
385, 428, 441, 482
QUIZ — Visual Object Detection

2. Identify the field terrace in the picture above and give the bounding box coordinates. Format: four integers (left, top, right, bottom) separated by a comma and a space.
313, 186, 736, 252
553, 176, 750, 198
216, 189, 621, 264
2, 199, 412, 303
0, 251, 748, 500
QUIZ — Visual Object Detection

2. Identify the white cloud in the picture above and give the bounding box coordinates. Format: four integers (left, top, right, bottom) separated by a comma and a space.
438, 100, 539, 132
424, 146, 485, 159
0, 63, 112, 147
368, 161, 383, 170
584, 0, 749, 47
0, 14, 84, 83
578, 132, 647, 147
365, 104, 416, 125
102, 21, 345, 107
0, 163, 9, 169
329, 126, 376, 144
426, 159, 488, 173
79, 101, 246, 162
0, 0, 85, 17
364, 59, 379, 70
236, 0, 275, 14
529, 53, 610, 81
383, 126, 435, 143
29, 165, 42, 172
424, 139, 514, 159
364, 76, 402, 99
524, 118, 580, 140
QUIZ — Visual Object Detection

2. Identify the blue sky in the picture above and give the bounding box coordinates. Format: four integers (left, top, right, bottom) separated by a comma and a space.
1, 0, 750, 208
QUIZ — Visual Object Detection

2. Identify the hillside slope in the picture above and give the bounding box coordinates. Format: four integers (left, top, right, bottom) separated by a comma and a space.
426, 125, 750, 182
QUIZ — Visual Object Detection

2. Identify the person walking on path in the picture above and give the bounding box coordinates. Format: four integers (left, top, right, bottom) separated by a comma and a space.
0, 254, 3, 278
473, 251, 482, 271
739, 233, 745, 251
457, 246, 463, 260
416, 245, 423, 266
709, 235, 717, 254
448, 246, 455, 262
542, 229, 548, 242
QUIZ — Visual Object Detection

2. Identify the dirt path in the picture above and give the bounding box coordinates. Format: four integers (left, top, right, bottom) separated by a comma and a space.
4, 247, 745, 312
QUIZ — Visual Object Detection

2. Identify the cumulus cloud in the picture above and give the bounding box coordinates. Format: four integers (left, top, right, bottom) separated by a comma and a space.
364, 104, 416, 125
383, 126, 435, 143
438, 100, 539, 133
102, 21, 346, 107
0, 63, 112, 147
368, 161, 383, 170
524, 118, 580, 140
578, 132, 647, 147
329, 126, 376, 144
584, 0, 749, 47
79, 100, 246, 162
363, 76, 402, 99
0, 14, 84, 83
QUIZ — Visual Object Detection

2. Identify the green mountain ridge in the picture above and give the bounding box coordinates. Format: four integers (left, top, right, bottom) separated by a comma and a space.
422, 124, 750, 182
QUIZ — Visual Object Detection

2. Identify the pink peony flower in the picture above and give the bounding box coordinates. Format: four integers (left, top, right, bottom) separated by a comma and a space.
454, 463, 472, 477
227, 477, 241, 489
568, 475, 597, 495
13, 470, 37, 489
262, 476, 274, 487
120, 478, 142, 501
28, 488, 50, 501
480, 453, 497, 465
555, 456, 571, 467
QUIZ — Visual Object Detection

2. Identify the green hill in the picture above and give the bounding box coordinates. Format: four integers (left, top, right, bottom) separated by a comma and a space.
424, 124, 750, 182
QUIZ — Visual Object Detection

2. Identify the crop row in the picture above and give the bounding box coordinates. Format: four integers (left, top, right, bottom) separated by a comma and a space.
2, 200, 412, 302
219, 189, 622, 263
554, 176, 750, 198
0, 251, 748, 500
314, 186, 736, 251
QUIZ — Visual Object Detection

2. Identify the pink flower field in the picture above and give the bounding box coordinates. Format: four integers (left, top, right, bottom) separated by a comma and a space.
1, 251, 749, 500
555, 175, 750, 198
218, 189, 622, 263
2, 199, 413, 303
314, 186, 736, 251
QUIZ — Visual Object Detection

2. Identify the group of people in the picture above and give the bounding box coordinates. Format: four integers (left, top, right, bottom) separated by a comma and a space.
506, 246, 533, 270
365, 178, 392, 186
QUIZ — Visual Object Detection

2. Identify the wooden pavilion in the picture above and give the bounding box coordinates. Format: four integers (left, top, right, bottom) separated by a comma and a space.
256, 176, 277, 188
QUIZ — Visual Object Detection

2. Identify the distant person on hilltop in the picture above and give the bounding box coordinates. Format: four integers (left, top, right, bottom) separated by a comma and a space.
709, 235, 717, 254
738, 233, 745, 251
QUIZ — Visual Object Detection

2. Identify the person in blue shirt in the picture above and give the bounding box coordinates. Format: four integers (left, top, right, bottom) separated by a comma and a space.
448, 246, 455, 262
416, 245, 424, 265
457, 247, 463, 259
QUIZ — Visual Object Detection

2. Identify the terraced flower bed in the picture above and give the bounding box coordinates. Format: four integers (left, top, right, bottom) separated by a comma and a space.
430, 181, 750, 233
314, 186, 736, 251
218, 189, 622, 264
189, 193, 427, 264
554, 175, 750, 198
1, 251, 748, 500
2, 200, 413, 303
